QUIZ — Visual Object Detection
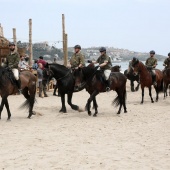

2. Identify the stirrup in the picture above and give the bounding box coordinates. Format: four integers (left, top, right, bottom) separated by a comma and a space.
106, 87, 110, 92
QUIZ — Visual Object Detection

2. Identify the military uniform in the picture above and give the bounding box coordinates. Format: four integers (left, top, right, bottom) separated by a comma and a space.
96, 54, 112, 80
145, 56, 157, 86
4, 52, 20, 80
70, 52, 85, 68
163, 58, 170, 68
145, 57, 157, 68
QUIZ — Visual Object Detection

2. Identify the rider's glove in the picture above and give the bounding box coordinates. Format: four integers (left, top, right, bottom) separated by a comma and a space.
87, 60, 92, 63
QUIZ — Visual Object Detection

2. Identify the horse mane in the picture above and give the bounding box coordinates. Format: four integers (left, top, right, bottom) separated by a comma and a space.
49, 63, 69, 72
0, 67, 15, 88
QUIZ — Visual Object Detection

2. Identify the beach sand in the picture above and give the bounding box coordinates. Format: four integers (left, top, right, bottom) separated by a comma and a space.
0, 83, 170, 170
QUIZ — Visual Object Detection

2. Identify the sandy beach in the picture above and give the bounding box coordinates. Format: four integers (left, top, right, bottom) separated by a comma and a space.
0, 83, 170, 170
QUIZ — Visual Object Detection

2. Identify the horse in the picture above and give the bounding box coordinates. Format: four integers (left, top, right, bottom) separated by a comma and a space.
111, 65, 121, 72
163, 68, 170, 98
73, 64, 127, 116
43, 63, 85, 113
0, 67, 36, 120
131, 58, 163, 103
124, 62, 140, 92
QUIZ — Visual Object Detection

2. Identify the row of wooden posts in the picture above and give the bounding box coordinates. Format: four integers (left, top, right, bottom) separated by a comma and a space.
11, 14, 68, 67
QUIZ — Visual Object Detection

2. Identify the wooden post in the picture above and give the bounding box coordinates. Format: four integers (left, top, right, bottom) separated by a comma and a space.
13, 28, 17, 51
64, 33, 68, 66
29, 19, 33, 66
62, 14, 67, 66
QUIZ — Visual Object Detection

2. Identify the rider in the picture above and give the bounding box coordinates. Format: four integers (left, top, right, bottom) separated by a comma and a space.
3, 42, 22, 93
163, 52, 170, 69
145, 50, 157, 86
69, 45, 85, 68
88, 47, 112, 91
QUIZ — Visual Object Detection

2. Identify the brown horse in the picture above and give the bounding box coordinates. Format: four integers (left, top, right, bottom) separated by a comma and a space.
131, 58, 163, 103
74, 64, 127, 116
0, 67, 37, 120
163, 68, 170, 98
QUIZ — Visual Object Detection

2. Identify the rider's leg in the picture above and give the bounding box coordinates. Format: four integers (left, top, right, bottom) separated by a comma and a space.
152, 70, 157, 86
39, 81, 43, 97
42, 80, 48, 97
104, 70, 111, 92
12, 68, 22, 93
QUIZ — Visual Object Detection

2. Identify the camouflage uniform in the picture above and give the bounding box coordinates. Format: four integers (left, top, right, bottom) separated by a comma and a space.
145, 57, 157, 85
70, 52, 85, 68
96, 54, 112, 80
4, 52, 20, 80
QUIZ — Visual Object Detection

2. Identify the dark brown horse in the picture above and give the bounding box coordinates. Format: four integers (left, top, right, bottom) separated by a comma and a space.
131, 58, 163, 103
163, 68, 170, 98
111, 65, 121, 72
0, 67, 37, 120
74, 64, 127, 116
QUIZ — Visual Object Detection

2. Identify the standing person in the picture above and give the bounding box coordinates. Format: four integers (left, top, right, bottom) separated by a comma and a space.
38, 56, 46, 69
163, 52, 170, 69
52, 57, 60, 96
32, 59, 38, 70
3, 42, 22, 93
37, 63, 48, 97
69, 45, 85, 68
145, 50, 157, 86
88, 47, 112, 91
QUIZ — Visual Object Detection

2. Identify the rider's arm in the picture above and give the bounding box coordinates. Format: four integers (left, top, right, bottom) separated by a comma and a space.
99, 61, 108, 68
153, 59, 157, 68
78, 54, 85, 68
13, 53, 20, 68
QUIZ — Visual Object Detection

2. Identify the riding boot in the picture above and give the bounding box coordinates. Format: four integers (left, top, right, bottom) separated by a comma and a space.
152, 73, 157, 86
105, 80, 110, 92
16, 79, 22, 94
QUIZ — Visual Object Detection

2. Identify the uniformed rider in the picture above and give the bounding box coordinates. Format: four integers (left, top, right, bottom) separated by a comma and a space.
3, 42, 22, 93
163, 52, 170, 69
145, 50, 157, 86
69, 45, 85, 68
88, 47, 112, 91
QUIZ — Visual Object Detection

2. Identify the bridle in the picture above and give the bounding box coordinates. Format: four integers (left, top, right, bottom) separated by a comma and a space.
47, 65, 71, 81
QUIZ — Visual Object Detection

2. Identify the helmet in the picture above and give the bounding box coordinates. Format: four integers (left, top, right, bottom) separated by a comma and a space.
9, 42, 15, 46
99, 47, 106, 52
168, 52, 170, 57
74, 45, 81, 49
150, 50, 155, 54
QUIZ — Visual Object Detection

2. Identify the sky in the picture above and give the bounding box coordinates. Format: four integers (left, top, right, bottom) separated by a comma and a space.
0, 0, 170, 55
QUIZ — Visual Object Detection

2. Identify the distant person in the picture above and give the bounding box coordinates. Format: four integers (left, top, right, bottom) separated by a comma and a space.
163, 52, 170, 69
37, 63, 48, 97
18, 55, 29, 70
145, 50, 157, 86
69, 45, 85, 68
32, 59, 38, 70
88, 47, 112, 91
52, 57, 60, 96
38, 56, 46, 69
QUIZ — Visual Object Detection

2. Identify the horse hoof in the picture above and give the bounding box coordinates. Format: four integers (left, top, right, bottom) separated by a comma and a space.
32, 111, 36, 115
152, 101, 154, 103
140, 102, 143, 104
88, 112, 91, 116
93, 114, 97, 117
59, 109, 67, 113
27, 116, 31, 119
117, 112, 120, 114
7, 119, 11, 121
124, 111, 127, 113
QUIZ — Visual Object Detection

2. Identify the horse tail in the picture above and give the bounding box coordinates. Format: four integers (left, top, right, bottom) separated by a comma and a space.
159, 79, 164, 92
112, 95, 120, 107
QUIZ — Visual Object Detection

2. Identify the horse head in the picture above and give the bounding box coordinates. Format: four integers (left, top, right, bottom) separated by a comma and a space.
43, 63, 54, 83
73, 67, 85, 90
131, 57, 140, 76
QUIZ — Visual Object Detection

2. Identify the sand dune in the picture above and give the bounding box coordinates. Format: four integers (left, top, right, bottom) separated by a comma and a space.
0, 83, 170, 170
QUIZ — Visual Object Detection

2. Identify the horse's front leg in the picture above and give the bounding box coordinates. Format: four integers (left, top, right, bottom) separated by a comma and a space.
59, 93, 67, 113
0, 97, 5, 120
135, 82, 140, 91
67, 92, 79, 111
86, 91, 99, 116
130, 80, 135, 92
149, 87, 154, 103
141, 87, 144, 104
